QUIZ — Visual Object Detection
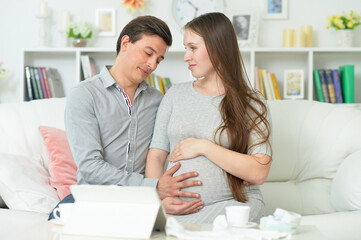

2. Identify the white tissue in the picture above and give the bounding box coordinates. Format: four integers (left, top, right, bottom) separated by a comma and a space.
165, 216, 290, 240
260, 208, 302, 233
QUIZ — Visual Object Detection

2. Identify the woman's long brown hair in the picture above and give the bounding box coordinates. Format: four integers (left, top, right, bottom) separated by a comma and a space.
185, 12, 271, 203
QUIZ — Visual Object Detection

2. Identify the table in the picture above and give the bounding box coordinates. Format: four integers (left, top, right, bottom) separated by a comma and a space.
43, 222, 326, 240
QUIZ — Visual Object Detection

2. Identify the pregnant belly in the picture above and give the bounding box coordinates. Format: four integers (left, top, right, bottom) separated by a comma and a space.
168, 156, 233, 205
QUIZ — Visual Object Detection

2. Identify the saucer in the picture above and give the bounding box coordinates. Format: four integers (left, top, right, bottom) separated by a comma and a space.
232, 222, 258, 228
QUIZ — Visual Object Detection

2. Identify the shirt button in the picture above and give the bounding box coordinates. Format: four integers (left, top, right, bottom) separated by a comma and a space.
129, 159, 132, 162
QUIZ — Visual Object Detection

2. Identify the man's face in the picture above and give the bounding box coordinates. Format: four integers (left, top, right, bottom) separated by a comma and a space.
122, 34, 167, 85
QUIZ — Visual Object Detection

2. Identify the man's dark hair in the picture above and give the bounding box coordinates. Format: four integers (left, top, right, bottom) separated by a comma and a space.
116, 16, 172, 54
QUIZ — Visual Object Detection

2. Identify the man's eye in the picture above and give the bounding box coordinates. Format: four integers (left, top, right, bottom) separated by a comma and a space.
145, 52, 151, 56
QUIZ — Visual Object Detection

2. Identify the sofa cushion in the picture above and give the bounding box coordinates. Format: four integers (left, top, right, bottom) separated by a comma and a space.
0, 153, 59, 213
0, 98, 66, 170
263, 100, 361, 215
331, 149, 361, 211
39, 126, 77, 200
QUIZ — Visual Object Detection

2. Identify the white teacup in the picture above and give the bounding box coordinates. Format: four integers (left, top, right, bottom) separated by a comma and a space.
53, 203, 74, 224
226, 205, 250, 227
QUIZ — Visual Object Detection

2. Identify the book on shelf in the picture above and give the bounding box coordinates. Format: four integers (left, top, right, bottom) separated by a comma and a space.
331, 69, 343, 103
145, 73, 172, 94
46, 67, 65, 98
24, 66, 34, 101
25, 66, 66, 100
37, 67, 48, 98
324, 69, 336, 103
318, 69, 330, 103
261, 69, 273, 100
80, 55, 96, 80
258, 68, 265, 97
313, 69, 325, 102
257, 67, 282, 100
267, 71, 276, 100
270, 73, 282, 100
339, 65, 354, 103
29, 67, 43, 99
41, 67, 52, 98
162, 77, 172, 93
157, 75, 165, 94
314, 66, 354, 104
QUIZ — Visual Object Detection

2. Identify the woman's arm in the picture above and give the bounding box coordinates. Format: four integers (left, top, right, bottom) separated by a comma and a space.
145, 148, 168, 178
169, 138, 271, 185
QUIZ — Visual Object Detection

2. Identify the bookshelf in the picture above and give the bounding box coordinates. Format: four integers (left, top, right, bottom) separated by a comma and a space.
21, 47, 361, 103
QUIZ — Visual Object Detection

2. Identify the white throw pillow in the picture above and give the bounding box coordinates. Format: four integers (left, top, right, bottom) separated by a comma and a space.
331, 150, 361, 211
0, 153, 59, 213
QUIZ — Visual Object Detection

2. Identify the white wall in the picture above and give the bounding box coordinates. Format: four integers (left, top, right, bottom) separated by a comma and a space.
0, 0, 360, 103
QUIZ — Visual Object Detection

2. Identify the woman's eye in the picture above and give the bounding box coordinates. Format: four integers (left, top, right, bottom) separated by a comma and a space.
145, 52, 151, 56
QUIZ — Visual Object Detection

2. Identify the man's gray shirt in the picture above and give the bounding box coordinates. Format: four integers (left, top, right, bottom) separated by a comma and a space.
65, 66, 163, 187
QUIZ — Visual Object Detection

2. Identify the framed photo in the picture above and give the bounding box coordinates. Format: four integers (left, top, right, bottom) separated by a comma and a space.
96, 8, 116, 36
229, 11, 259, 48
284, 70, 304, 99
264, 0, 288, 20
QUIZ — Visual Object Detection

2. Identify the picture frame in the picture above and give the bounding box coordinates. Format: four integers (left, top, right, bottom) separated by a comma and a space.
95, 8, 116, 36
283, 70, 304, 99
264, 0, 288, 20
229, 11, 259, 48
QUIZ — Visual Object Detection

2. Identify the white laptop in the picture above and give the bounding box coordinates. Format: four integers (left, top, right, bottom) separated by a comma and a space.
63, 185, 167, 239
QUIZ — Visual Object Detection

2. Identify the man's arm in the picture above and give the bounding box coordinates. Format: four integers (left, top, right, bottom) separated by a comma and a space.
146, 147, 203, 214
65, 85, 155, 186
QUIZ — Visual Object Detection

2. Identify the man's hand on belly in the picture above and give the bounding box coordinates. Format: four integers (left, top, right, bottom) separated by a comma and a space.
157, 162, 202, 199
162, 197, 204, 215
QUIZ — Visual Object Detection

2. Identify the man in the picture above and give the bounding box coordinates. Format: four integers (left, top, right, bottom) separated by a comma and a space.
49, 16, 203, 220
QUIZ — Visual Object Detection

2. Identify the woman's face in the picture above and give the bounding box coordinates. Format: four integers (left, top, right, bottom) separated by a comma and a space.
183, 29, 215, 79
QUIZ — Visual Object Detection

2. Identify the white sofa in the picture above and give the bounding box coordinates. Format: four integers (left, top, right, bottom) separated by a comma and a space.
0, 98, 360, 240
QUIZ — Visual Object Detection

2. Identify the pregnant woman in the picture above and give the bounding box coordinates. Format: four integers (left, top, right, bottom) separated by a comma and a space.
146, 12, 272, 224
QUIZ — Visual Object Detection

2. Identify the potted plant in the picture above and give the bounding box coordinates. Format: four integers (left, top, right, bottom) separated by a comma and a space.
66, 22, 93, 47
326, 10, 361, 47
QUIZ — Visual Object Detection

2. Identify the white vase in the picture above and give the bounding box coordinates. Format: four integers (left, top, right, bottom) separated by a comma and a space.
337, 29, 353, 48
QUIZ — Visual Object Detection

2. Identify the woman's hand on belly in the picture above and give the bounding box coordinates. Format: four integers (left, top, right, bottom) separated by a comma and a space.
162, 197, 204, 215
169, 138, 209, 162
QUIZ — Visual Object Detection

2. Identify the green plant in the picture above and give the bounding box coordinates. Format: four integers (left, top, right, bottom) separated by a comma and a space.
66, 22, 93, 39
327, 10, 361, 30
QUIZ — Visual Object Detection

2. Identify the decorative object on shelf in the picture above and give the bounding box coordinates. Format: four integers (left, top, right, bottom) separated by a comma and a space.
66, 22, 93, 47
122, 0, 146, 13
0, 61, 9, 79
264, 0, 288, 20
96, 8, 116, 36
283, 69, 304, 99
172, 0, 225, 31
59, 10, 71, 47
327, 10, 361, 48
37, 0, 50, 47
229, 11, 259, 48
294, 31, 305, 48
284, 26, 312, 48
283, 29, 294, 47
301, 25, 313, 47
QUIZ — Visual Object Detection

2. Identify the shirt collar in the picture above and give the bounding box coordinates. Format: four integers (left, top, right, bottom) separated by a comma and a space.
100, 65, 148, 92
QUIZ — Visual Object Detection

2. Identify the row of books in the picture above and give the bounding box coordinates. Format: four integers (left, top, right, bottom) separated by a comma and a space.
80, 55, 96, 80
254, 67, 282, 100
24, 66, 65, 101
145, 73, 172, 94
313, 65, 354, 103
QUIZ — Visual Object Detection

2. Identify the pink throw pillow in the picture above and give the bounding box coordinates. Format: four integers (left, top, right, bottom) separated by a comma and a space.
39, 126, 77, 200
